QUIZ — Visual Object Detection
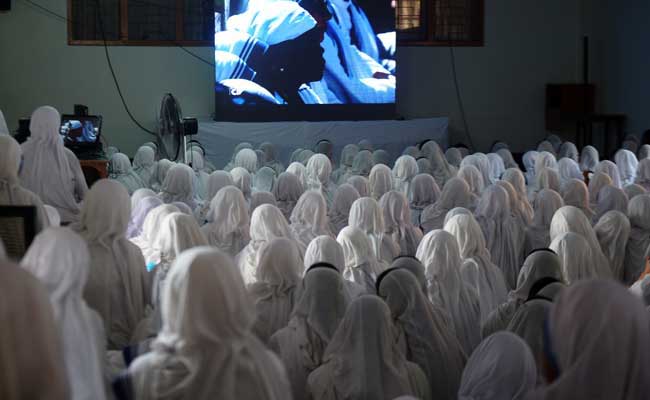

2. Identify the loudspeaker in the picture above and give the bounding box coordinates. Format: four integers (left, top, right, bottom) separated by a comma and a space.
0, 0, 10, 12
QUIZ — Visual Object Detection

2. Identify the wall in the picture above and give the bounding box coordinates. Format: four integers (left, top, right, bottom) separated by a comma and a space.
582, 0, 650, 139
1, 0, 582, 156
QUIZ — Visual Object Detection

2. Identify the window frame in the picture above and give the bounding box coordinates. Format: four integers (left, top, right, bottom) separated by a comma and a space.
397, 0, 485, 47
67, 0, 213, 46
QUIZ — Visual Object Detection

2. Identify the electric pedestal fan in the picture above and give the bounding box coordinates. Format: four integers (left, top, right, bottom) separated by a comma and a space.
157, 93, 198, 162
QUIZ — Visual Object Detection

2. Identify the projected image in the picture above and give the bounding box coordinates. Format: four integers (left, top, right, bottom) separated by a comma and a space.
60, 118, 99, 144
214, 0, 396, 111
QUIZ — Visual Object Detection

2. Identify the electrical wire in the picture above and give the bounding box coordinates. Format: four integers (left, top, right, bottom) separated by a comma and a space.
449, 45, 475, 150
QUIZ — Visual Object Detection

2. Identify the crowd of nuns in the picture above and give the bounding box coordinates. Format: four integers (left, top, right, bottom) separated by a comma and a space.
2, 105, 650, 400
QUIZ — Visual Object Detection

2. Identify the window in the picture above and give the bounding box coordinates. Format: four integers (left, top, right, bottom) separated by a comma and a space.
68, 0, 214, 45
397, 0, 484, 46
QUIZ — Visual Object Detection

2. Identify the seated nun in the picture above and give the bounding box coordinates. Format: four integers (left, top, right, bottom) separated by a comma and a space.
269, 266, 348, 400
126, 247, 292, 400
307, 296, 431, 400
249, 238, 303, 343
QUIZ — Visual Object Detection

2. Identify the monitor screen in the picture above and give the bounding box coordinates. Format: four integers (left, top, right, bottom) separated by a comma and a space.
60, 115, 102, 145
213, 0, 396, 122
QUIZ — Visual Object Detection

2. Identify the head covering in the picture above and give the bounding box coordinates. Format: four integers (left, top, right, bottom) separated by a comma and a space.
421, 177, 475, 233
527, 280, 650, 400
445, 147, 463, 167
369, 164, 393, 200
237, 204, 294, 285
0, 260, 69, 399
550, 205, 611, 279
522, 151, 538, 183
624, 194, 650, 284
21, 227, 106, 400
510, 249, 564, 302
457, 165, 485, 200
347, 175, 370, 197
595, 160, 623, 188
133, 145, 156, 186
290, 190, 331, 249
250, 191, 277, 213
231, 166, 253, 201
537, 140, 557, 156
409, 173, 440, 215
502, 168, 534, 223
459, 332, 536, 400
416, 230, 481, 354
304, 235, 345, 274
557, 158, 583, 188
156, 212, 208, 267
309, 295, 428, 400
550, 232, 600, 283
378, 268, 467, 400
487, 153, 506, 183
496, 148, 518, 169
391, 256, 427, 294
254, 166, 277, 192
624, 183, 647, 200
306, 154, 333, 205
615, 149, 638, 185
593, 184, 628, 223
579, 145, 599, 172
558, 142, 579, 161
259, 142, 284, 173
588, 171, 613, 207
202, 186, 250, 256
150, 159, 174, 192
474, 185, 523, 289
287, 161, 309, 189
351, 150, 374, 176
444, 214, 508, 322
234, 148, 258, 173
639, 144, 650, 160
535, 167, 561, 193
635, 158, 650, 190
273, 171, 305, 221
595, 210, 630, 281
349, 197, 399, 264
525, 189, 564, 253
379, 191, 423, 256
249, 237, 302, 342
129, 247, 291, 400
160, 163, 196, 209
393, 155, 419, 196
205, 170, 234, 200
0, 110, 9, 135
20, 106, 85, 223
127, 195, 163, 239
416, 157, 433, 176
228, 0, 317, 46
328, 183, 360, 235
336, 226, 385, 292
421, 140, 456, 187
73, 179, 148, 349
561, 179, 594, 219
372, 149, 391, 166
131, 188, 157, 210
110, 153, 146, 194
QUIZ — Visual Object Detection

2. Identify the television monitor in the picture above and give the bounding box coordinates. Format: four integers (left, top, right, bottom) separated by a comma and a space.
213, 0, 396, 122
60, 115, 102, 146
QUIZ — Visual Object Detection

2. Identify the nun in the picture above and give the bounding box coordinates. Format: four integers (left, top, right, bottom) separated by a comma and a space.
269, 267, 348, 400
328, 183, 360, 236
308, 296, 431, 400
73, 179, 150, 350
273, 172, 305, 222
348, 197, 400, 264
132, 145, 157, 188
337, 226, 386, 293
110, 153, 146, 195
201, 186, 250, 256
127, 247, 292, 399
420, 177, 475, 233
408, 174, 440, 227
380, 190, 423, 256
289, 190, 333, 250
416, 230, 481, 355
0, 135, 50, 231
249, 237, 303, 343
20, 106, 88, 223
